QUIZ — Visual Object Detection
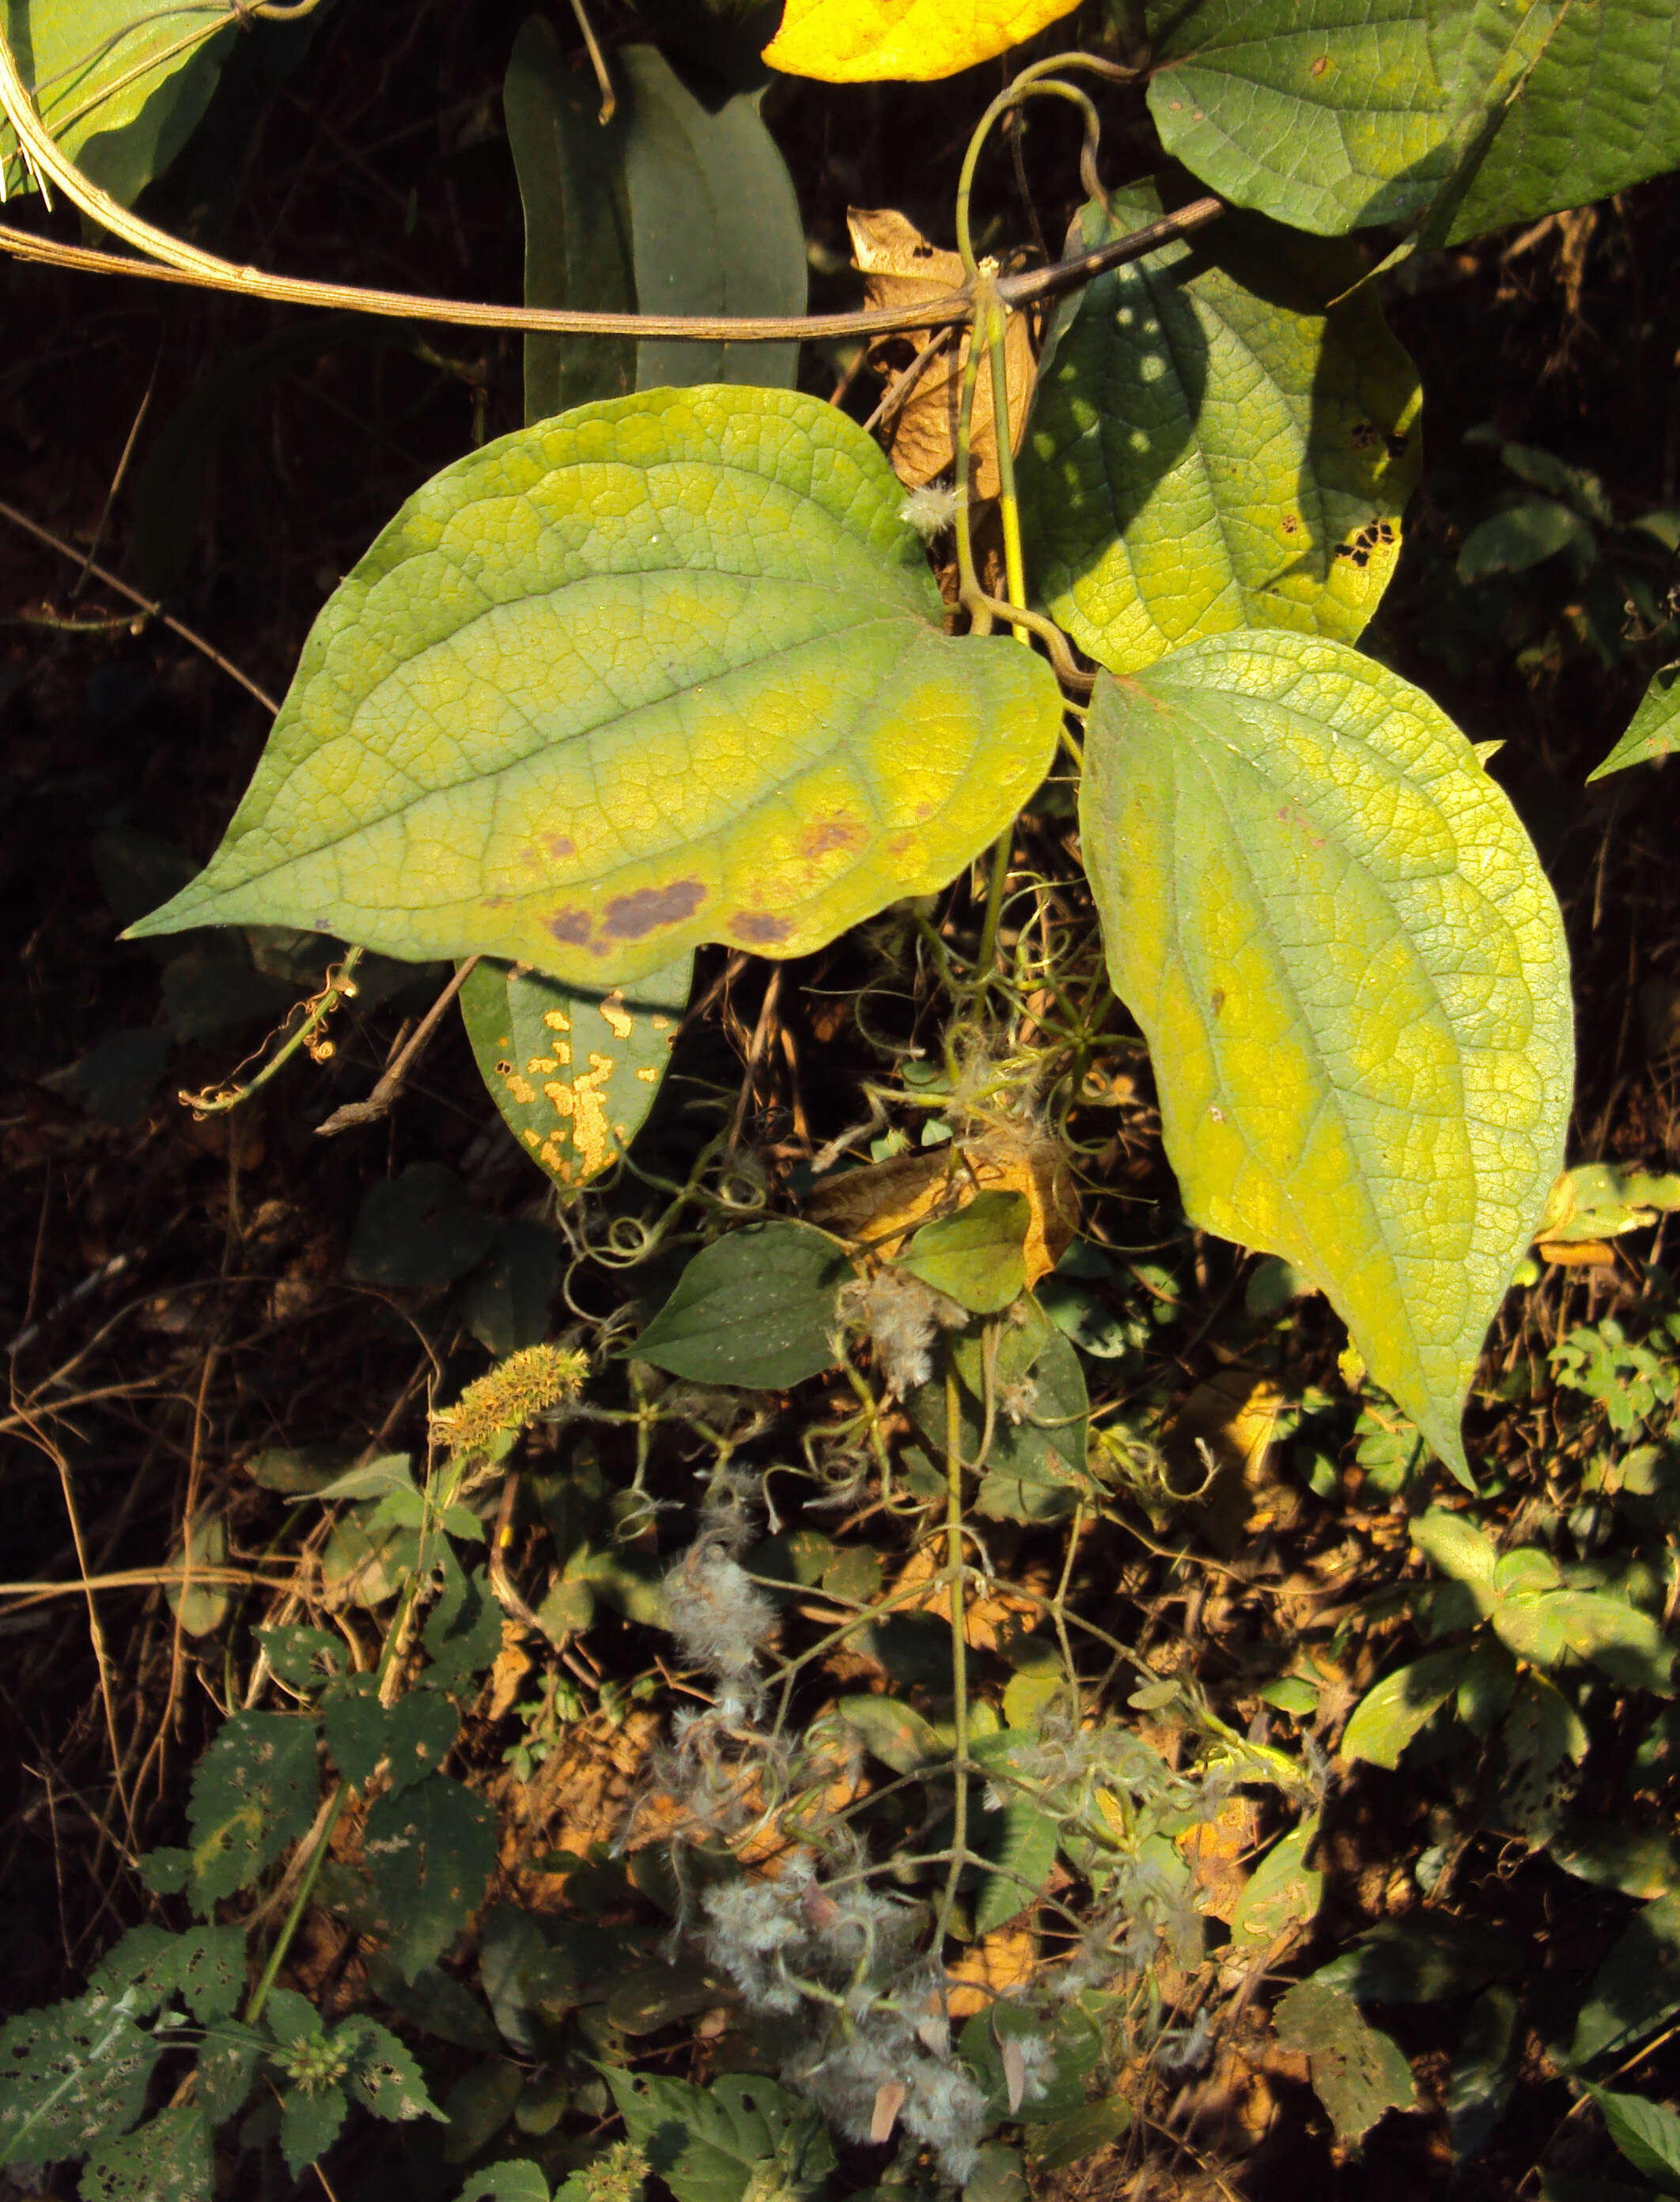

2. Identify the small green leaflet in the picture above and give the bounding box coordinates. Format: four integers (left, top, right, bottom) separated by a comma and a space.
459, 957, 691, 1190
1, 0, 237, 206
899, 1190, 1030, 1315
127, 388, 1063, 986
1080, 632, 1574, 1481
1589, 664, 1679, 781
1020, 188, 1420, 673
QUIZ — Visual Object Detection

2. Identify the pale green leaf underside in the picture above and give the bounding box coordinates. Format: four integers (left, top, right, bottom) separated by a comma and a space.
1081, 632, 1572, 1478
127, 387, 1063, 984
1019, 189, 1420, 675
1587, 663, 1680, 781
458, 956, 691, 1190
1144, 0, 1680, 243
2, 0, 236, 205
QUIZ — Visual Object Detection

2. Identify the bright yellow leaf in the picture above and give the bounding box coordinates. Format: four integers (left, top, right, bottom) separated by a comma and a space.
762, 0, 1082, 82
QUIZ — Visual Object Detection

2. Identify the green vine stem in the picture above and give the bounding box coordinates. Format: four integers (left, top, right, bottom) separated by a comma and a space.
179, 947, 365, 1118
932, 1356, 972, 1966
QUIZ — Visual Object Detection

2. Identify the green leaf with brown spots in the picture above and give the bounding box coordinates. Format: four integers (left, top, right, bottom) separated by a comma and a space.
459, 957, 691, 1190
1018, 188, 1420, 675
1080, 632, 1573, 1483
124, 387, 1063, 982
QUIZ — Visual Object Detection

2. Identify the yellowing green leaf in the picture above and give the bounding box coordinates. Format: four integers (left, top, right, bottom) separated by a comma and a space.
1, 0, 237, 206
1341, 1650, 1469, 1770
1273, 1980, 1415, 2146
459, 959, 690, 1190
1080, 634, 1573, 1481
1020, 190, 1420, 673
762, 0, 1081, 81
127, 387, 1062, 985
899, 1189, 1031, 1314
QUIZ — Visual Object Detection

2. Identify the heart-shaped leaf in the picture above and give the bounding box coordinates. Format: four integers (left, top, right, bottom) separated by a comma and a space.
1080, 632, 1573, 1480
128, 387, 1063, 984
1020, 188, 1419, 675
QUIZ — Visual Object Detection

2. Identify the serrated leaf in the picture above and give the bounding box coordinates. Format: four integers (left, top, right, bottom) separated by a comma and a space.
187, 1712, 320, 1907
1273, 1980, 1415, 2147
460, 959, 690, 1194
634, 1219, 850, 1387
324, 1684, 460, 1795
88, 1924, 246, 2024
602, 2068, 835, 2202
258, 1625, 344, 1694
974, 1799, 1059, 1934
1080, 634, 1573, 1481
0, 1993, 159, 2164
459, 2165, 550, 2202
127, 388, 1063, 986
80, 2104, 212, 2202
362, 1776, 498, 1980
898, 1190, 1030, 1315
1, 1, 235, 207
1341, 1652, 1469, 1769
1572, 1892, 1680, 2067
761, 0, 1080, 81
279, 2086, 347, 2177
196, 2024, 267, 2126
1020, 188, 1419, 674
1588, 2085, 1680, 2192
341, 2018, 445, 2123
1589, 664, 1680, 782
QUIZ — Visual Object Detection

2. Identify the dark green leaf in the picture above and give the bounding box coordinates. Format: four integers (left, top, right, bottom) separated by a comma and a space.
1447, 1985, 1521, 2163
602, 2068, 835, 2202
0, 1993, 158, 2163
362, 1776, 499, 1980
258, 1625, 344, 1694
363, 1957, 500, 2053
342, 2018, 445, 2123
1309, 1913, 1521, 2003
279, 2086, 346, 2178
1024, 2097, 1132, 2172
88, 1924, 246, 2023
973, 1799, 1058, 1934
80, 2105, 212, 2202
1458, 499, 1594, 583
346, 1166, 496, 1291
634, 1220, 849, 1387
442, 2060, 525, 2163
607, 1957, 733, 2034
324, 1684, 460, 1795
1572, 1893, 1680, 2067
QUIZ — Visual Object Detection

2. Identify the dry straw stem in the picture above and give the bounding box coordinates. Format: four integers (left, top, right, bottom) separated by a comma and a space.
0, 25, 1220, 343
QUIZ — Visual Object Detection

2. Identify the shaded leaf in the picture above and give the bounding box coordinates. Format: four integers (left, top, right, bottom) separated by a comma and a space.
324, 1683, 460, 1795
1273, 1980, 1415, 2146
1080, 635, 1572, 1481
834, 1693, 941, 1775
128, 389, 1063, 986
634, 1220, 850, 1388
462, 1221, 565, 1356
346, 1167, 496, 1292
460, 959, 690, 1194
362, 1776, 499, 1980
1572, 1893, 1680, 2067
1550, 1825, 1680, 1905
80, 2104, 212, 2202
1020, 187, 1419, 674
88, 1924, 246, 2024
257, 1625, 344, 1695
1457, 499, 1592, 583
459, 2166, 550, 2202
602, 2068, 834, 2202
0, 1993, 158, 2164
1447, 1985, 1521, 2164
761, 0, 1080, 81
1311, 1913, 1520, 2003
278, 2087, 346, 2179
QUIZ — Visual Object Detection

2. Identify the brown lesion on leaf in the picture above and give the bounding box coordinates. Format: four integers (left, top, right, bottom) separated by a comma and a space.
543, 833, 576, 861
1350, 420, 1379, 449
1280, 513, 1300, 535
547, 908, 592, 946
482, 894, 510, 910
600, 879, 706, 940
1210, 987, 1226, 1017
799, 816, 863, 860
732, 910, 793, 944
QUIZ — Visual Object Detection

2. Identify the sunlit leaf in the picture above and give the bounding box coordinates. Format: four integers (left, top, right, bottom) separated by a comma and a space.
1273, 1981, 1415, 2146
1020, 188, 1420, 672
1587, 2084, 1680, 2191
898, 1189, 1030, 1315
460, 959, 691, 1191
128, 388, 1063, 985
762, 0, 1081, 82
1341, 1650, 1469, 1769
1588, 664, 1680, 782
1080, 633, 1574, 1481
1, 0, 237, 206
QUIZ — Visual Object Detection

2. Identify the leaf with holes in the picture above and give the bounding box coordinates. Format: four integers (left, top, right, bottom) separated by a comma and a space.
1080, 634, 1573, 1482
87, 1924, 246, 2023
1589, 664, 1680, 782
0, 1993, 158, 2166
460, 957, 690, 1191
127, 388, 1063, 983
603, 2068, 835, 2202
80, 2105, 212, 2202
187, 1712, 321, 1909
361, 1776, 498, 1981
1273, 1980, 1415, 2147
1020, 188, 1419, 674
762, 0, 1081, 81
1, 0, 238, 206
324, 1683, 460, 1795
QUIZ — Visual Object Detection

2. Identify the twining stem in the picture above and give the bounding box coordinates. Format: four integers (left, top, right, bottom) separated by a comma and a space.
180, 948, 365, 1119
932, 1357, 971, 1964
